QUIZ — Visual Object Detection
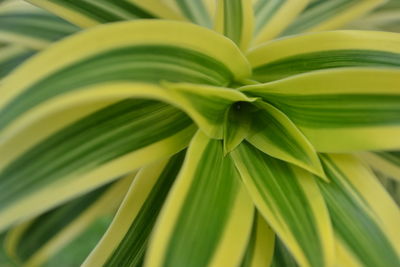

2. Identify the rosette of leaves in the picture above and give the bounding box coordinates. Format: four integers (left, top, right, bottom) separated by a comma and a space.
0, 0, 400, 266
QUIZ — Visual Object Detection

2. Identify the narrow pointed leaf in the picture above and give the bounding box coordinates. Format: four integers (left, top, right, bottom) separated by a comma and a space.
360, 151, 400, 181
26, 0, 164, 28
282, 0, 386, 36
215, 0, 253, 50
246, 101, 324, 178
0, 99, 195, 232
241, 212, 275, 267
163, 0, 213, 28
0, 0, 78, 49
248, 30, 400, 83
241, 68, 400, 152
223, 101, 253, 154
231, 142, 334, 267
4, 176, 132, 267
252, 0, 309, 45
318, 154, 400, 267
271, 238, 298, 267
0, 44, 34, 79
145, 131, 254, 267
0, 20, 250, 135
84, 152, 184, 267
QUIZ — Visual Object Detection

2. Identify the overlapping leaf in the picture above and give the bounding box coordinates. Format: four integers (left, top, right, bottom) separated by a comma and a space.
241, 68, 400, 152
231, 142, 333, 267
145, 132, 254, 267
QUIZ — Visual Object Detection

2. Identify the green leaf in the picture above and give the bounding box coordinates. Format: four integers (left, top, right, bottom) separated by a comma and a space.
271, 238, 298, 267
246, 101, 324, 178
360, 151, 400, 181
4, 176, 132, 266
282, 0, 385, 36
84, 152, 185, 267
163, 0, 213, 28
252, 0, 309, 45
318, 154, 400, 267
241, 68, 400, 152
0, 20, 250, 133
231, 142, 334, 267
0, 99, 195, 232
0, 0, 79, 49
145, 131, 254, 267
215, 0, 253, 50
26, 0, 163, 28
240, 211, 275, 267
248, 30, 400, 83
0, 44, 34, 79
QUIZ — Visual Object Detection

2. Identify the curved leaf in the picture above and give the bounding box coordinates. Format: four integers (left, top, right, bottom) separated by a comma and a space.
215, 0, 253, 50
282, 0, 385, 36
4, 176, 132, 266
318, 154, 400, 267
248, 30, 400, 82
246, 101, 324, 177
145, 131, 254, 267
83, 152, 184, 267
231, 142, 334, 267
0, 99, 195, 232
252, 0, 309, 45
0, 0, 78, 49
241, 68, 400, 152
0, 20, 250, 134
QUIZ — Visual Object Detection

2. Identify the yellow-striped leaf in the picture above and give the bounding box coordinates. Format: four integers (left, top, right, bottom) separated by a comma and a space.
162, 0, 213, 28
282, 0, 385, 36
246, 101, 324, 177
0, 0, 78, 49
0, 98, 196, 232
145, 131, 254, 267
252, 0, 309, 45
248, 30, 400, 82
0, 20, 250, 136
215, 0, 253, 51
318, 154, 400, 267
231, 142, 334, 267
0, 44, 34, 79
5, 176, 132, 267
359, 151, 400, 181
26, 0, 164, 28
240, 212, 275, 267
241, 68, 400, 152
83, 152, 184, 267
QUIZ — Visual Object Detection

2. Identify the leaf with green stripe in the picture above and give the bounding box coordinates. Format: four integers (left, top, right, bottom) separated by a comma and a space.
246, 101, 325, 177
241, 68, 400, 152
231, 142, 334, 267
282, 0, 385, 36
240, 212, 275, 267
318, 154, 400, 267
0, 20, 250, 137
215, 0, 253, 50
4, 176, 132, 267
0, 44, 35, 79
346, 0, 400, 33
26, 0, 169, 28
0, 0, 79, 49
248, 30, 400, 83
0, 98, 196, 232
83, 152, 184, 267
360, 151, 400, 181
145, 131, 254, 267
162, 0, 213, 28
252, 0, 309, 45
271, 238, 298, 267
